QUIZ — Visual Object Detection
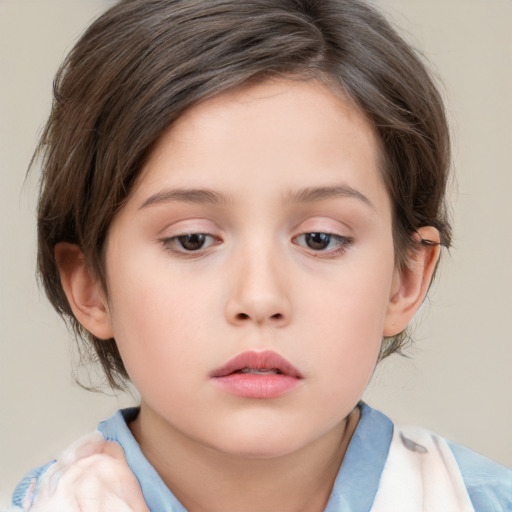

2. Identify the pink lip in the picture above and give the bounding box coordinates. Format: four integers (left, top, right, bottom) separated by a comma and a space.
210, 350, 304, 399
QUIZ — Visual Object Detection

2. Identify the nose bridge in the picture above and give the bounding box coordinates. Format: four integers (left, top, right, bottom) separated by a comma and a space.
225, 233, 291, 327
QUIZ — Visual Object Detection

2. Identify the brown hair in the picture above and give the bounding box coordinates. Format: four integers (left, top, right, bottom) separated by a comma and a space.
35, 0, 452, 389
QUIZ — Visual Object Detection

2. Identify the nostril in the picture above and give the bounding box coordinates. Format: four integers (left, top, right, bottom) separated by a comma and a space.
235, 312, 284, 321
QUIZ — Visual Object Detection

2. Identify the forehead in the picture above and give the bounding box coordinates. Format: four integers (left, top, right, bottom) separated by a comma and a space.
130, 78, 389, 216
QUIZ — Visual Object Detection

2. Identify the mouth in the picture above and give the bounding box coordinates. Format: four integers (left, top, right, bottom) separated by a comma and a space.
210, 350, 303, 399
237, 368, 282, 375
210, 350, 304, 379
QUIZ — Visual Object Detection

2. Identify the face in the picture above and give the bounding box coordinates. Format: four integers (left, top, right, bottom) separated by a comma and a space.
103, 79, 400, 458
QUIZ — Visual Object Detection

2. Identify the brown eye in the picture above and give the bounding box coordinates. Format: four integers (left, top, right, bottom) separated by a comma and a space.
305, 233, 331, 250
177, 234, 208, 251
160, 232, 219, 256
293, 232, 354, 256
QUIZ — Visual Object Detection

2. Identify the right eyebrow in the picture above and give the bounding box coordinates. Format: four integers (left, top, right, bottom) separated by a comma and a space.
139, 188, 232, 209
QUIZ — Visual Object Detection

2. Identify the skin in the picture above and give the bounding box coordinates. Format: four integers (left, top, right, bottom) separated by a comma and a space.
57, 78, 440, 512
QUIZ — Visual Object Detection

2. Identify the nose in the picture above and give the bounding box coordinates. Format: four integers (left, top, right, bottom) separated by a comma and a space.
224, 245, 292, 328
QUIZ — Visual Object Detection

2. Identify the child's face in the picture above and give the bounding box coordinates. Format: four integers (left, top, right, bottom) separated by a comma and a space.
99, 79, 410, 456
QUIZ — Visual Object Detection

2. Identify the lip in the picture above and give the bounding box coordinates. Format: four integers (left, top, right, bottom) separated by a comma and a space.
210, 350, 304, 379
210, 350, 304, 399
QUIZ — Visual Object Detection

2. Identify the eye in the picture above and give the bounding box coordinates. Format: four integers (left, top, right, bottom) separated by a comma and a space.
160, 233, 218, 254
304, 233, 332, 250
293, 232, 353, 255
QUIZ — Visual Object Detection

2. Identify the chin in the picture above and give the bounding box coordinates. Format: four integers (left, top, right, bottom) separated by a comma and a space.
203, 421, 314, 460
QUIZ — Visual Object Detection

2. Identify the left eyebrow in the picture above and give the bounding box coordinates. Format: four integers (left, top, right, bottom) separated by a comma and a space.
286, 185, 375, 210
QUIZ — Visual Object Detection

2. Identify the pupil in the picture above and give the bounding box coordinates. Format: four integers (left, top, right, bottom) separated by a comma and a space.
306, 233, 330, 250
179, 234, 205, 251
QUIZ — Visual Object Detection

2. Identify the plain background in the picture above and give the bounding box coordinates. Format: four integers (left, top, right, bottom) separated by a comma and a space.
1, 0, 511, 506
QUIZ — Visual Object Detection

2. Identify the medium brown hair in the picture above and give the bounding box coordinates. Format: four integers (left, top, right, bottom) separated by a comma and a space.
35, 0, 452, 389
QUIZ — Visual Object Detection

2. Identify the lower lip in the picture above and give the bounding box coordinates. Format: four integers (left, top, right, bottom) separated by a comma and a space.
212, 373, 302, 399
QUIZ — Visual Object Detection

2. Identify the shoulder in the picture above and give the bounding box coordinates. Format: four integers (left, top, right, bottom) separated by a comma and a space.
10, 409, 133, 509
362, 403, 512, 512
447, 439, 512, 512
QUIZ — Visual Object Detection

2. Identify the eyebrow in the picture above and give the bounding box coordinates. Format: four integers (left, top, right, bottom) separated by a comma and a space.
139, 188, 231, 209
139, 184, 374, 210
286, 185, 375, 209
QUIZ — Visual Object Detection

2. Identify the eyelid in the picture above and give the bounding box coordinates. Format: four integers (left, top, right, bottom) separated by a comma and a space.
293, 214, 353, 233
292, 232, 354, 257
155, 216, 219, 236
159, 232, 222, 256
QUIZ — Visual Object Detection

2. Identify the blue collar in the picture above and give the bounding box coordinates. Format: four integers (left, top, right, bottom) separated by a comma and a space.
324, 403, 393, 511
98, 402, 393, 512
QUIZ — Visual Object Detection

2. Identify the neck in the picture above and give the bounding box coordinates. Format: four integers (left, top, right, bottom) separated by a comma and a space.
130, 404, 360, 512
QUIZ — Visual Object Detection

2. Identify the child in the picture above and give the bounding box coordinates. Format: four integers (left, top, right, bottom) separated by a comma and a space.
9, 0, 511, 510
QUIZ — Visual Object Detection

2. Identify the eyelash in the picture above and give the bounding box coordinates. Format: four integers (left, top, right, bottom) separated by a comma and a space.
293, 232, 354, 257
159, 231, 353, 258
159, 233, 220, 256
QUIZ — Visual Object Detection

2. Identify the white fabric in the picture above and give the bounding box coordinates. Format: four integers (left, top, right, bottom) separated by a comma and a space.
371, 426, 475, 512
7, 422, 479, 512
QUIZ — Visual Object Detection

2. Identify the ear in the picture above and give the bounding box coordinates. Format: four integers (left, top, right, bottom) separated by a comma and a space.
383, 226, 441, 337
55, 243, 114, 340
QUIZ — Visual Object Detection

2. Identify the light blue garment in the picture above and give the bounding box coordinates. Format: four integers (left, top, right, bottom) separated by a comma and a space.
11, 403, 512, 511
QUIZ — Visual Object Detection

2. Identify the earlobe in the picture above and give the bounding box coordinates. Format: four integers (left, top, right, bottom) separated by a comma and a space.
383, 227, 441, 337
55, 243, 114, 340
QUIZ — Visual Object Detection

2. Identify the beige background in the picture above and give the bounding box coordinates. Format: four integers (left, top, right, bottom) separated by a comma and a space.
1, 0, 511, 506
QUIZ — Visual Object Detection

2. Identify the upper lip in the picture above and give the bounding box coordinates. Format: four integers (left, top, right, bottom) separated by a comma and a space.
210, 350, 304, 379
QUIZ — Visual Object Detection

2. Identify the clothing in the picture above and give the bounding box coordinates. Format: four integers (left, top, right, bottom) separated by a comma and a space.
11, 403, 512, 511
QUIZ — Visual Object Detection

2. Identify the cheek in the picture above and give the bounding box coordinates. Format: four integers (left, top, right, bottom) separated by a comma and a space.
302, 255, 394, 342
298, 254, 395, 393
105, 251, 202, 378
